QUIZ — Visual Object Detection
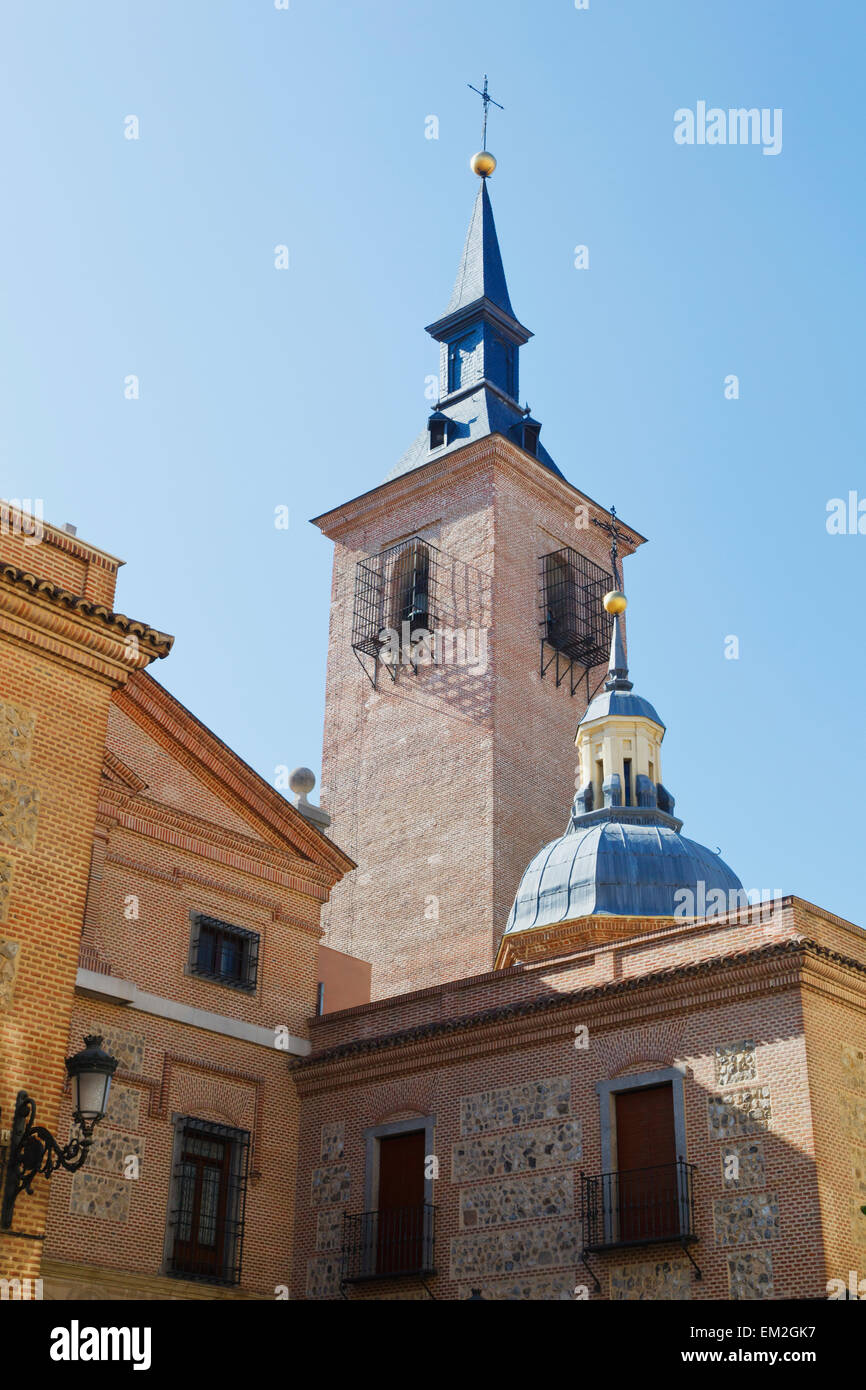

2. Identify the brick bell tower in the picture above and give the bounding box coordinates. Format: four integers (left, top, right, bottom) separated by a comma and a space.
313, 141, 645, 1001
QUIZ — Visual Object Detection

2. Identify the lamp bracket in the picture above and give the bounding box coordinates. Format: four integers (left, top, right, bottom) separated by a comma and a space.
1, 1091, 91, 1229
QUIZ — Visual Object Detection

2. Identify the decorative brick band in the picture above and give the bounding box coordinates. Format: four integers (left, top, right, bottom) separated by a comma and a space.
69, 1051, 265, 1165
104, 847, 328, 918
293, 941, 836, 1090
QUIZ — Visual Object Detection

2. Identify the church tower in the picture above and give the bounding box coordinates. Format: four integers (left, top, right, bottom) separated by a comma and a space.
313, 137, 645, 1000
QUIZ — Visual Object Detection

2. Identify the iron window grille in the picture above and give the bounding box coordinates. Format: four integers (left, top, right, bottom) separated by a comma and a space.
351, 536, 440, 685
540, 546, 612, 697
167, 1119, 250, 1287
341, 1203, 436, 1283
188, 913, 259, 992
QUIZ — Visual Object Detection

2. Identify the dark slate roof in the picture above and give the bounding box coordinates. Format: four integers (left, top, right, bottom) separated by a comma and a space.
505, 818, 743, 933
443, 179, 515, 321
581, 688, 665, 728
384, 386, 566, 483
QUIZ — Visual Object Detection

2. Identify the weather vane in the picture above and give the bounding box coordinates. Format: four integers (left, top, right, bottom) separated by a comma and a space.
468, 75, 504, 152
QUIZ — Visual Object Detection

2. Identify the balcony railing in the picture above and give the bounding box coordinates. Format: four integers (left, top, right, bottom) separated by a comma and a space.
580, 1160, 697, 1251
341, 1203, 435, 1283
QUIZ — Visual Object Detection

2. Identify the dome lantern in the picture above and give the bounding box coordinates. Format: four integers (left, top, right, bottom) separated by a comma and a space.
502, 595, 743, 946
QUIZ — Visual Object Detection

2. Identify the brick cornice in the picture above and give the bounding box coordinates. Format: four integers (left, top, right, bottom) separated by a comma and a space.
113, 670, 354, 882
0, 504, 124, 570
312, 434, 645, 551
101, 749, 148, 795
0, 561, 172, 654
799, 949, 866, 1012
0, 584, 170, 685
291, 940, 864, 1094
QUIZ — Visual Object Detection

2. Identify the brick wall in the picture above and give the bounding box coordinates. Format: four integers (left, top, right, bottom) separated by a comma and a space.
41, 668, 350, 1298
0, 515, 167, 1284
291, 898, 866, 1300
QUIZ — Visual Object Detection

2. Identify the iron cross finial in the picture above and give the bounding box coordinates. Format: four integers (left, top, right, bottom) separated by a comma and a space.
591, 504, 622, 590
467, 75, 504, 150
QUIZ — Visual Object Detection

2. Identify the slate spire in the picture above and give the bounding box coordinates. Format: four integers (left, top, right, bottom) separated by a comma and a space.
443, 178, 516, 322
425, 177, 530, 353
386, 153, 566, 484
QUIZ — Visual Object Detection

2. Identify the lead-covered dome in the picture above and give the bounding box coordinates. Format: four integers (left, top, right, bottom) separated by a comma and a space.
505, 812, 742, 933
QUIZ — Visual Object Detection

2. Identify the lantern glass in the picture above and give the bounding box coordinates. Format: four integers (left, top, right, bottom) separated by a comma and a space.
73, 1069, 111, 1126
65, 1035, 118, 1134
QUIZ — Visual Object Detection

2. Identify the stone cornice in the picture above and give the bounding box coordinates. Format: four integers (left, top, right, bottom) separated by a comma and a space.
291, 940, 866, 1094
494, 898, 808, 969
311, 434, 646, 551
497, 914, 681, 966
112, 671, 354, 882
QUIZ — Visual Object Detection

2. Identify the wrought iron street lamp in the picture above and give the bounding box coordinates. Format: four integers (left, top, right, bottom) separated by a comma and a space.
1, 1034, 118, 1228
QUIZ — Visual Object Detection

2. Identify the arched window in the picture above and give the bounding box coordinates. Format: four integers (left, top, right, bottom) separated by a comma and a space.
390, 540, 430, 635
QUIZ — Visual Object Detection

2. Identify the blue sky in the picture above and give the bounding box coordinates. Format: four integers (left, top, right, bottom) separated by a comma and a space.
1, 1, 863, 924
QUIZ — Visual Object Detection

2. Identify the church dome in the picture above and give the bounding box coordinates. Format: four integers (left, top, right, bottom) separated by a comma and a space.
505, 815, 742, 933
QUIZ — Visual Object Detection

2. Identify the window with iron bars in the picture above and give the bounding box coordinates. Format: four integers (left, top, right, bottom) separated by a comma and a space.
188, 913, 259, 992
351, 536, 440, 683
166, 1118, 250, 1286
541, 546, 611, 669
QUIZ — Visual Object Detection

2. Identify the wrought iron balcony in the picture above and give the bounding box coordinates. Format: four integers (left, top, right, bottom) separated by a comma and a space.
580, 1159, 698, 1252
341, 1203, 435, 1283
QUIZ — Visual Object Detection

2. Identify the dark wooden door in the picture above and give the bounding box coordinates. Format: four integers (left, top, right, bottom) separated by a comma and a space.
377, 1130, 425, 1275
173, 1128, 231, 1278
614, 1084, 679, 1241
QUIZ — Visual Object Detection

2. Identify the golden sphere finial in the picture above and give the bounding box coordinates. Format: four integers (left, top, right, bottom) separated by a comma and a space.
470, 150, 497, 178
603, 591, 627, 616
